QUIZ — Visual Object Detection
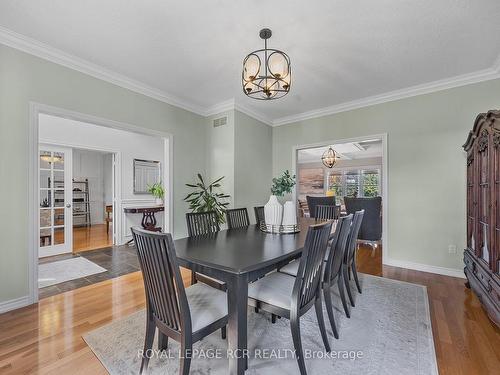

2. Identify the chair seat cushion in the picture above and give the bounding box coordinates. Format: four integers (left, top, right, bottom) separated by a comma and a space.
248, 272, 296, 310
279, 260, 300, 277
185, 283, 228, 332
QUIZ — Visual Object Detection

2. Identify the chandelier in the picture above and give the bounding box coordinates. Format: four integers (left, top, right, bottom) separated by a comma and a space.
321, 147, 337, 168
242, 28, 291, 100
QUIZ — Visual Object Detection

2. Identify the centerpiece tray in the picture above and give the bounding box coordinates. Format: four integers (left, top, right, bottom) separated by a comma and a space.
259, 221, 300, 234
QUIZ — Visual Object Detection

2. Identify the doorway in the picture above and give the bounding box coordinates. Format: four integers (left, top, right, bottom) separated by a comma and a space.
29, 103, 173, 303
293, 134, 388, 273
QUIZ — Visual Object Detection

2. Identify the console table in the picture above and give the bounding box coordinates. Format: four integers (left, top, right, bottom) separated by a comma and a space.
123, 205, 164, 232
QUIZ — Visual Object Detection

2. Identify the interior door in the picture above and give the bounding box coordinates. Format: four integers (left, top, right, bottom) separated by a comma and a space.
39, 145, 73, 257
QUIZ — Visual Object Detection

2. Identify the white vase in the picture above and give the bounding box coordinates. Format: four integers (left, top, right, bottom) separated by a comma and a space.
282, 201, 297, 226
155, 198, 163, 205
264, 195, 283, 226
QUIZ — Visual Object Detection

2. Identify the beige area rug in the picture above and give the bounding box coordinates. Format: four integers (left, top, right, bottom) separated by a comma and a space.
83, 273, 438, 375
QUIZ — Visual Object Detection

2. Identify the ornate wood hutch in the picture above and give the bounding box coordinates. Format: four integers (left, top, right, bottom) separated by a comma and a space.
463, 110, 500, 327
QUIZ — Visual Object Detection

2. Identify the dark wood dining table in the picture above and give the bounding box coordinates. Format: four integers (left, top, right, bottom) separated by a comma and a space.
173, 217, 323, 375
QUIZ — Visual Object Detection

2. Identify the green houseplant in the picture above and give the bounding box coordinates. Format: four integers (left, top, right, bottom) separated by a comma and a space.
271, 170, 296, 197
147, 182, 165, 205
184, 174, 230, 224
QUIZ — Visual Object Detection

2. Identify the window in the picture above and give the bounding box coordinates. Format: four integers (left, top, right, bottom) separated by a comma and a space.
327, 168, 381, 204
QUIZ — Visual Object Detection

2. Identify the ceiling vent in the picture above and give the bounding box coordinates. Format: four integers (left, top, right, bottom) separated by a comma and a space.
213, 116, 228, 127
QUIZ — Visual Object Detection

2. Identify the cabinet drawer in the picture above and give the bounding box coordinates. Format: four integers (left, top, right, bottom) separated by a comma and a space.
476, 264, 491, 291
491, 276, 500, 308
464, 251, 474, 272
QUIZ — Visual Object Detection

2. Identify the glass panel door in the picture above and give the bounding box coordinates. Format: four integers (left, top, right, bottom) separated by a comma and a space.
39, 145, 73, 257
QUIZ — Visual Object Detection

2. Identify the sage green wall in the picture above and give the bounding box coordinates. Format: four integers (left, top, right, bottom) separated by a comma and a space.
205, 110, 235, 206
273, 78, 500, 271
0, 44, 206, 303
234, 110, 273, 223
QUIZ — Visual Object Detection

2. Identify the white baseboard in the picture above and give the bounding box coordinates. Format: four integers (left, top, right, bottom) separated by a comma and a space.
0, 295, 33, 314
383, 258, 466, 279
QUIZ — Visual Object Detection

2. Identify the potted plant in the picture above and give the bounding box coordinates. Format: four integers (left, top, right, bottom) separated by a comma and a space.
183, 174, 230, 224
147, 182, 165, 205
265, 170, 296, 226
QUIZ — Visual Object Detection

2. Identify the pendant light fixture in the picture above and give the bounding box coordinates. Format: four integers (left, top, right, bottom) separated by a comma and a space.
242, 28, 291, 100
321, 147, 337, 168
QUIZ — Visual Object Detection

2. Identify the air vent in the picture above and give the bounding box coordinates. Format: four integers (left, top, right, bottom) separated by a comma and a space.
213, 116, 228, 127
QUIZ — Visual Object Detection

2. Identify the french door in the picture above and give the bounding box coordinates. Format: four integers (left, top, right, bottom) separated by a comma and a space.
39, 145, 73, 257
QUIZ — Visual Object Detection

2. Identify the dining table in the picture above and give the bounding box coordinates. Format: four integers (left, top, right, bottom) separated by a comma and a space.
173, 217, 330, 375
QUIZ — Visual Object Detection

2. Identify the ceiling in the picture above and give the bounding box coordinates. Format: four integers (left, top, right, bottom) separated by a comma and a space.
1, 1, 500, 125
298, 139, 383, 163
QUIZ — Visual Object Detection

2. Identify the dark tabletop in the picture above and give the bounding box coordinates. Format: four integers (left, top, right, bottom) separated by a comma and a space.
174, 218, 322, 275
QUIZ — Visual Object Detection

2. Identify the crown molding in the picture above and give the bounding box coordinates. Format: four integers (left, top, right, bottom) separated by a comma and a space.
0, 26, 206, 115
272, 58, 500, 127
2, 26, 499, 127
204, 98, 273, 126
204, 99, 236, 117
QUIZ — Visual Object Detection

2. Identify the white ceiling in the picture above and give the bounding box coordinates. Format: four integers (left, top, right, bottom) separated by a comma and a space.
298, 139, 383, 163
1, 0, 500, 125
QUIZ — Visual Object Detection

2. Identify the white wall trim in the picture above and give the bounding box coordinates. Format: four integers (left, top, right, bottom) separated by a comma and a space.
28, 102, 174, 308
0, 26, 206, 116
272, 64, 500, 127
291, 133, 389, 266
2, 25, 500, 129
384, 257, 466, 279
0, 295, 32, 314
204, 98, 274, 126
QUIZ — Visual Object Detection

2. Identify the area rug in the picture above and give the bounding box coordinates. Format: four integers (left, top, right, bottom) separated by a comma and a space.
38, 256, 107, 288
83, 274, 438, 375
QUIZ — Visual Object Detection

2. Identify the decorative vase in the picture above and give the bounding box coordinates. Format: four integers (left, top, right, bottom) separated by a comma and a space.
282, 201, 297, 226
264, 195, 283, 226
155, 198, 163, 205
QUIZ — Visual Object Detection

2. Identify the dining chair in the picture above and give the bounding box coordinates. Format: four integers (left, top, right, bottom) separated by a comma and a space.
131, 227, 228, 375
343, 210, 365, 309
185, 211, 225, 289
344, 197, 382, 246
186, 211, 220, 236
226, 208, 250, 229
280, 215, 354, 326
306, 196, 336, 218
322, 214, 353, 328
248, 221, 333, 375
254, 206, 265, 226
315, 204, 341, 220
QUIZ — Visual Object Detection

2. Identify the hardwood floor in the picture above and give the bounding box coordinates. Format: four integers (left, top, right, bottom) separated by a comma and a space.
72, 224, 113, 253
1, 244, 499, 374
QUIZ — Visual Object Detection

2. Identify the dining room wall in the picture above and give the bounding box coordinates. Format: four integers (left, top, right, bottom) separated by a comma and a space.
272, 77, 500, 274
0, 44, 206, 309
233, 110, 273, 223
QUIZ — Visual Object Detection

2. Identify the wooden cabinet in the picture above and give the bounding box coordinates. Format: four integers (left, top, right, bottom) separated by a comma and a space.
463, 110, 500, 327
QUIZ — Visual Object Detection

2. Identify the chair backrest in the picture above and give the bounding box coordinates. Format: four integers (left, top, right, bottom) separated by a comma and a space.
254, 206, 265, 226
226, 208, 250, 229
306, 196, 336, 218
344, 197, 382, 241
324, 214, 353, 283
292, 221, 333, 312
131, 227, 191, 335
186, 211, 220, 236
344, 210, 365, 265
315, 204, 341, 220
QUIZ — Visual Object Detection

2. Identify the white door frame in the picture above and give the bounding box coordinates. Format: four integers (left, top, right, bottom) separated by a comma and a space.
291, 133, 389, 265
29, 102, 174, 304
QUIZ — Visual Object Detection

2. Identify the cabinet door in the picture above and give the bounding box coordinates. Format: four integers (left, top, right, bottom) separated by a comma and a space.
466, 151, 476, 251
477, 129, 490, 265
493, 132, 500, 274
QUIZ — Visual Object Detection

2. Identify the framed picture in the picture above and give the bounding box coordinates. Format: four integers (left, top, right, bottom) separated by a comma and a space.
298, 168, 324, 195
